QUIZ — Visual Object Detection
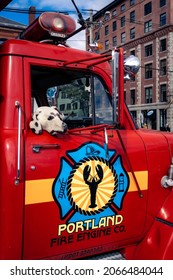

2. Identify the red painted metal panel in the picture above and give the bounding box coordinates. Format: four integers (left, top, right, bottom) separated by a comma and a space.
0, 56, 25, 259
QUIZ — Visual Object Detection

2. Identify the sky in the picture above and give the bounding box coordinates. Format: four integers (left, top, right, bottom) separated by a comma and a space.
0, 0, 113, 49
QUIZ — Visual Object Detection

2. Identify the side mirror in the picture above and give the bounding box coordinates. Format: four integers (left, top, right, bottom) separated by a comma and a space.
124, 55, 140, 81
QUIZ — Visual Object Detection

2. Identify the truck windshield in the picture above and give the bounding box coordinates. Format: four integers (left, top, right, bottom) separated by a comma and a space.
31, 67, 113, 129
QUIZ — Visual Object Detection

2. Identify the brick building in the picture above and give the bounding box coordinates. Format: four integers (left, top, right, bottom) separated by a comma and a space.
86, 0, 173, 131
0, 16, 26, 42
0, 6, 36, 42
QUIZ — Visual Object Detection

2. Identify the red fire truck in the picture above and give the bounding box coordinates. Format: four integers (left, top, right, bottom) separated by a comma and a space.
0, 7, 173, 260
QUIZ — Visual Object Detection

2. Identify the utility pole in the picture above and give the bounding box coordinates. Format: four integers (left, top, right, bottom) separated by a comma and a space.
89, 9, 93, 45
29, 6, 36, 25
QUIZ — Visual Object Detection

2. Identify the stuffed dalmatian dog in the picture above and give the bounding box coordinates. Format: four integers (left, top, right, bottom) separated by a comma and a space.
29, 106, 67, 135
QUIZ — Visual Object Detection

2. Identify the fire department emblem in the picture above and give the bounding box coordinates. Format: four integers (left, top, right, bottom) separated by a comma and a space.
67, 157, 117, 215
52, 142, 129, 222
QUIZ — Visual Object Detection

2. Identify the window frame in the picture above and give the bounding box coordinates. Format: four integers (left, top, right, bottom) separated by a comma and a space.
160, 38, 166, 52
121, 16, 125, 27
160, 13, 166, 26
112, 21, 117, 31
145, 44, 152, 57
121, 4, 126, 12
160, 59, 166, 76
112, 9, 117, 17
105, 25, 109, 36
112, 36, 117, 47
130, 27, 135, 39
130, 10, 135, 23
130, 0, 135, 6
121, 32, 126, 44
105, 39, 109, 50
144, 20, 152, 33
144, 2, 152, 16
145, 63, 152, 79
145, 87, 152, 103
130, 89, 136, 105
160, 0, 166, 7
160, 84, 167, 102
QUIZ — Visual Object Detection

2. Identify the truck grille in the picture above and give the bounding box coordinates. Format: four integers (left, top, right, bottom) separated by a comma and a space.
85, 251, 125, 260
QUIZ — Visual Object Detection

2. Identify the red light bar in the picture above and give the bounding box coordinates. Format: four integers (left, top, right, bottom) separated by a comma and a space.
20, 12, 76, 42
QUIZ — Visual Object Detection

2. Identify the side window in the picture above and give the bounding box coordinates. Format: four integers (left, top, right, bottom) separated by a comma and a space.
94, 76, 112, 124
31, 66, 112, 129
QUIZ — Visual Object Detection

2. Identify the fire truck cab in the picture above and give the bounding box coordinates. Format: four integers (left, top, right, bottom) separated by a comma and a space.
0, 11, 173, 260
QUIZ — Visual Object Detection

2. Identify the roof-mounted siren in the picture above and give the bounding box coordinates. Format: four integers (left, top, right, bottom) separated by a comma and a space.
19, 12, 76, 43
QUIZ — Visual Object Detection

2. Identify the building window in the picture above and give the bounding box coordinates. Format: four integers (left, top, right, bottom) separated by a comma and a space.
124, 91, 126, 102
144, 20, 152, 33
145, 63, 152, 79
144, 2, 152, 15
160, 38, 166, 51
160, 0, 166, 7
60, 104, 65, 110
72, 102, 78, 110
130, 50, 135, 56
130, 89, 135, 105
160, 84, 167, 102
145, 87, 152, 103
112, 9, 117, 17
121, 4, 126, 12
130, 27, 135, 39
113, 36, 117, 47
121, 32, 126, 44
94, 30, 100, 41
87, 35, 90, 45
105, 40, 109, 50
131, 111, 137, 124
61, 91, 66, 98
105, 25, 109, 36
104, 14, 110, 22
160, 13, 166, 26
112, 21, 117, 31
67, 103, 71, 110
130, 11, 135, 22
160, 59, 166, 76
160, 109, 167, 130
121, 16, 125, 27
131, 76, 135, 82
145, 44, 152, 56
130, 0, 135, 6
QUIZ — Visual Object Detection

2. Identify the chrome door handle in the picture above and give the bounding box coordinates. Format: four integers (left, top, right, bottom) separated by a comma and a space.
32, 144, 60, 153
15, 101, 22, 185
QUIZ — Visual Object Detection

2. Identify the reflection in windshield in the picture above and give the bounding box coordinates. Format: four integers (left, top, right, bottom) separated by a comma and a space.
32, 67, 112, 128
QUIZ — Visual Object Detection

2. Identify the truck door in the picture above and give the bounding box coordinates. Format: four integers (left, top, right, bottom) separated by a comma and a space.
23, 58, 148, 259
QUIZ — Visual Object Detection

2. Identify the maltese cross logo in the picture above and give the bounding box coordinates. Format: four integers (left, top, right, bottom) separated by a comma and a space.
52, 142, 129, 223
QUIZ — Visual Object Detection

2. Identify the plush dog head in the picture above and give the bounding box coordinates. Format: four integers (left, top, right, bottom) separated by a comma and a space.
29, 106, 67, 135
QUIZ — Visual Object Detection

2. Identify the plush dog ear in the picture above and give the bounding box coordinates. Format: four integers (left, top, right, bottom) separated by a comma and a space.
29, 119, 43, 134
